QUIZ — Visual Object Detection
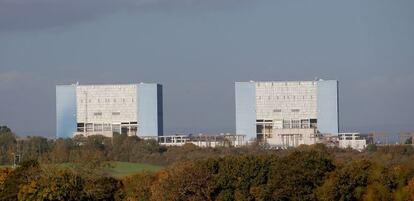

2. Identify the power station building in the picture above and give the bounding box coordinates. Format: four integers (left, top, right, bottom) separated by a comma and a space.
56, 83, 163, 138
235, 80, 339, 147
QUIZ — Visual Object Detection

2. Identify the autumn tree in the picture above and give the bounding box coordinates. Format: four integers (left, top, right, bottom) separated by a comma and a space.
122, 172, 157, 201
0, 160, 41, 201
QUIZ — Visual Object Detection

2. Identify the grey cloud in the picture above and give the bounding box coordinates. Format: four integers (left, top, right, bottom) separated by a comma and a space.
0, 0, 246, 32
0, 71, 43, 90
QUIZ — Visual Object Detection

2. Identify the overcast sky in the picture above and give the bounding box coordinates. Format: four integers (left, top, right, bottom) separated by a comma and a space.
0, 0, 413, 137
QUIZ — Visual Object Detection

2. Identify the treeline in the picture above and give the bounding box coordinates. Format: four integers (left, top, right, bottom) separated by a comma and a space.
2, 126, 414, 200
0, 127, 266, 166
1, 145, 414, 200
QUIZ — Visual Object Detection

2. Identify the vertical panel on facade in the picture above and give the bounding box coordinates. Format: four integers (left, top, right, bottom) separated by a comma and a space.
317, 80, 339, 134
138, 83, 163, 137
56, 85, 77, 138
157, 84, 164, 136
235, 82, 256, 140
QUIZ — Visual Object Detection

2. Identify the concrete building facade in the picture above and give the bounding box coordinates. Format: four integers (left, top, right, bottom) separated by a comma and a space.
56, 83, 163, 138
235, 80, 339, 147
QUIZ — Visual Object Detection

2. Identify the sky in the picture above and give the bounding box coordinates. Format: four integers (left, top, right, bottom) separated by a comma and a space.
0, 0, 413, 137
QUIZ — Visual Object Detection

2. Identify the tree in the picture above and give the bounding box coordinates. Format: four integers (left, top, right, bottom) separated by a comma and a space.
0, 160, 41, 201
83, 176, 123, 201
17, 168, 86, 201
151, 160, 218, 201
0, 127, 16, 165
122, 172, 156, 201
265, 148, 335, 201
0, 168, 12, 192
317, 160, 372, 201
366, 144, 377, 152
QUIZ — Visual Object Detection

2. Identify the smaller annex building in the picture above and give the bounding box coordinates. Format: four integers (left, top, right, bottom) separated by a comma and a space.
56, 83, 163, 138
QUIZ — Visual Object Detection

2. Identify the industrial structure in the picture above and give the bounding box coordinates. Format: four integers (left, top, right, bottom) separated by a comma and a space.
142, 133, 246, 147
338, 133, 368, 151
235, 80, 339, 147
56, 83, 163, 138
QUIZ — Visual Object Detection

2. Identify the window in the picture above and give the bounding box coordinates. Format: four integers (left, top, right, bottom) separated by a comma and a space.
283, 120, 291, 129
273, 109, 282, 113
310, 119, 318, 128
112, 124, 120, 133
94, 124, 102, 132
301, 119, 310, 128
112, 112, 120, 115
86, 123, 93, 132
94, 112, 102, 116
77, 123, 85, 132
292, 120, 300, 128
103, 124, 111, 131
291, 109, 300, 112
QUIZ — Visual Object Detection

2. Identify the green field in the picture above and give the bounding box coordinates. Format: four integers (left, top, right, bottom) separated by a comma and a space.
103, 162, 163, 178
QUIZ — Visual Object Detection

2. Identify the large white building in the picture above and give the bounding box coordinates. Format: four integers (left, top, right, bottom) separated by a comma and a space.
235, 80, 339, 147
56, 83, 163, 138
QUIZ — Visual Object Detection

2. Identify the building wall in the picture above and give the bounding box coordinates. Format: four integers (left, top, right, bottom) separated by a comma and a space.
268, 128, 319, 147
235, 82, 256, 140
317, 80, 339, 134
255, 81, 317, 121
138, 83, 163, 137
76, 84, 138, 124
56, 85, 77, 138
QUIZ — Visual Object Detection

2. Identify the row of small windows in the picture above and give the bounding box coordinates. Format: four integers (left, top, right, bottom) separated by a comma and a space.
257, 95, 313, 100
256, 82, 316, 87
80, 98, 134, 104
93, 112, 121, 116
272, 109, 300, 113
256, 119, 317, 130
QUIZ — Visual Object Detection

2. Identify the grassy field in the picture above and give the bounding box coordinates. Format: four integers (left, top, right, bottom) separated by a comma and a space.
103, 162, 163, 178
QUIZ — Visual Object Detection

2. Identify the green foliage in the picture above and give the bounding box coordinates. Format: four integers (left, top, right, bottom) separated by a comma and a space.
366, 144, 377, 152
84, 176, 123, 201
315, 159, 405, 201
151, 160, 219, 201
18, 168, 86, 201
264, 148, 335, 201
0, 128, 16, 165
2, 128, 414, 201
0, 126, 11, 133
